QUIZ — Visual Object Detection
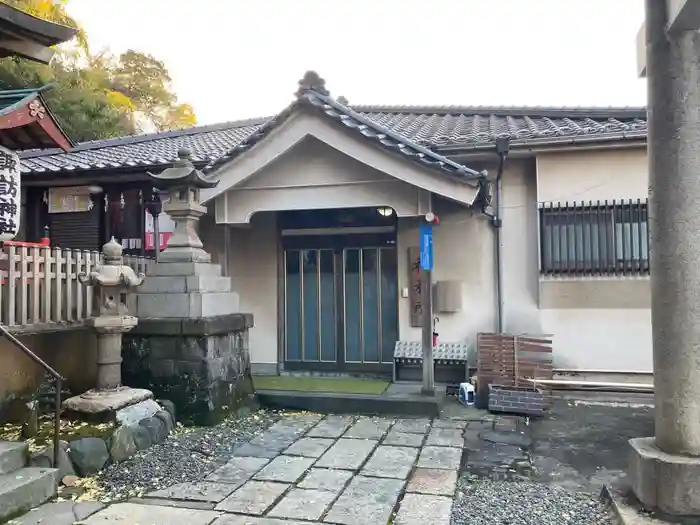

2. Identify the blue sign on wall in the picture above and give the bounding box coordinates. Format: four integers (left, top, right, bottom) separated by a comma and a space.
419, 223, 433, 270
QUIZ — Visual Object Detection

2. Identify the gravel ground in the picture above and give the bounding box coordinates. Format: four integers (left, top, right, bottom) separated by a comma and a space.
451, 475, 614, 525
81, 408, 282, 502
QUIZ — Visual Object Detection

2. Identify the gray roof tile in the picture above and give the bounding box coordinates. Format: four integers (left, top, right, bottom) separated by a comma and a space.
17, 81, 647, 176
203, 72, 484, 181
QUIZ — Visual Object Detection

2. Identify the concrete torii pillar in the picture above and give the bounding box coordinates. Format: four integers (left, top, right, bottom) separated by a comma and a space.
629, 0, 700, 516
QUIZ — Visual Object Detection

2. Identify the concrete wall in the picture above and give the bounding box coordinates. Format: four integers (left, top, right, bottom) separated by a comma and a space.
0, 329, 97, 415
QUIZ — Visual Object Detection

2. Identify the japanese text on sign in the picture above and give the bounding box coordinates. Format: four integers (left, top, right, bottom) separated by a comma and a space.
0, 147, 20, 241
408, 247, 422, 327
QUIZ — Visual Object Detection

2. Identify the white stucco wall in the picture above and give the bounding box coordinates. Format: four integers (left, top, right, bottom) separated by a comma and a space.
202, 212, 279, 372
533, 147, 652, 372
220, 137, 432, 224
396, 209, 496, 359
200, 137, 653, 375
536, 148, 648, 203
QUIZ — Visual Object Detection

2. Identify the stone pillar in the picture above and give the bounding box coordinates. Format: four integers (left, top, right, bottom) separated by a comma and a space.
94, 325, 129, 390
647, 1, 700, 456
628, 0, 700, 515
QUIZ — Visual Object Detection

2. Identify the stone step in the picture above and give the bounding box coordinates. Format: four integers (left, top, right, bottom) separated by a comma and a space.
0, 441, 27, 475
0, 467, 59, 522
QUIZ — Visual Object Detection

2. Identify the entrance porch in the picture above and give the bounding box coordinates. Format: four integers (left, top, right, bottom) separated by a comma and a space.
199, 157, 495, 378
198, 71, 493, 378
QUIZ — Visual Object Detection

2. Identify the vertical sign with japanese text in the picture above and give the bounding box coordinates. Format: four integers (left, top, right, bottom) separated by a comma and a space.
0, 147, 20, 241
419, 223, 433, 270
408, 246, 422, 327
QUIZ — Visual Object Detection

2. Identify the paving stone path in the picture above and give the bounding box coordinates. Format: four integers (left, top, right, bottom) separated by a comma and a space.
55, 410, 533, 524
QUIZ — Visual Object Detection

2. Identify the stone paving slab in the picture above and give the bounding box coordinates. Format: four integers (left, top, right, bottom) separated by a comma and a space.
425, 427, 464, 447
82, 502, 221, 524
297, 467, 354, 492
129, 497, 217, 511
247, 432, 298, 452
324, 475, 405, 524
207, 456, 270, 483
392, 418, 431, 434
9, 500, 105, 525
268, 414, 324, 434
315, 438, 378, 469
383, 430, 425, 447
406, 468, 457, 496
433, 418, 467, 429
284, 437, 335, 458
361, 445, 418, 479
268, 487, 337, 520
213, 516, 310, 525
215, 480, 289, 515
307, 415, 354, 438
253, 455, 315, 483
343, 417, 393, 439
417, 446, 462, 470
232, 443, 283, 458
148, 481, 238, 502
393, 493, 453, 525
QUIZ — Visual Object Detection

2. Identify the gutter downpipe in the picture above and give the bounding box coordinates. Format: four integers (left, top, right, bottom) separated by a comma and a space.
493, 138, 510, 333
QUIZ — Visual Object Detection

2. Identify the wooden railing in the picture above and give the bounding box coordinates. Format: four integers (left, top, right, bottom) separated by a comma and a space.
0, 244, 154, 328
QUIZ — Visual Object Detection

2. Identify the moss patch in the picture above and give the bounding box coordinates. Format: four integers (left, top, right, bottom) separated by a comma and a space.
253, 376, 390, 395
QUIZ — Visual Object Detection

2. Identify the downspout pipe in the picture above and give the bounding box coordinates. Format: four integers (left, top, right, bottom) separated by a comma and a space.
492, 138, 510, 333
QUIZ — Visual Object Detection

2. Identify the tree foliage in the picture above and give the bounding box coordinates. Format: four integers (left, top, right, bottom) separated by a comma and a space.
0, 0, 197, 143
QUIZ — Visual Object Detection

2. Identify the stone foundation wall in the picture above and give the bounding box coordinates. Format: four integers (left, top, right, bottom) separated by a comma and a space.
122, 314, 254, 425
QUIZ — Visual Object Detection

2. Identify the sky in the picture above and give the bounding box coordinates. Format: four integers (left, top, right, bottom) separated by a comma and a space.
67, 0, 647, 127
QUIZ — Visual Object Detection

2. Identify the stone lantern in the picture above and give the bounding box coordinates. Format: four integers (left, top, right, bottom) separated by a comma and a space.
63, 238, 148, 415
147, 147, 217, 263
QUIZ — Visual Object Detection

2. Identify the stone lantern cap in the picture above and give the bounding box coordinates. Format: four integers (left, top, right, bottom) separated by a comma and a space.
147, 147, 218, 191
79, 237, 145, 290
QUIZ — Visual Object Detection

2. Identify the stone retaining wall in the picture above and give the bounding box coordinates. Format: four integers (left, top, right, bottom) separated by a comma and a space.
31, 399, 177, 480
122, 314, 255, 425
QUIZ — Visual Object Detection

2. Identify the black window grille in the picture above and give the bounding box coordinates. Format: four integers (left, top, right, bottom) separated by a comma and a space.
539, 199, 649, 276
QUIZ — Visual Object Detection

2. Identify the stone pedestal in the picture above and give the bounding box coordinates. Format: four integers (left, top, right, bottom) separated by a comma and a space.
122, 314, 254, 425
630, 438, 700, 515
63, 387, 153, 415
126, 148, 254, 424
629, 1, 700, 517
135, 262, 239, 318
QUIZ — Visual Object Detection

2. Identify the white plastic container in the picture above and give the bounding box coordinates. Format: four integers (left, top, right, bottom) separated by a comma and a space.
458, 382, 475, 406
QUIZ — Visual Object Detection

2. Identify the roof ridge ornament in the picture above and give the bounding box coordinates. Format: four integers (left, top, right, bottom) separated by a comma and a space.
296, 70, 329, 98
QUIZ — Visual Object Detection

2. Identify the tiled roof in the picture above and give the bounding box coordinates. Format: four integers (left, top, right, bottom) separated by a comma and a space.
203, 71, 484, 180
357, 105, 647, 149
17, 76, 648, 175
19, 118, 266, 174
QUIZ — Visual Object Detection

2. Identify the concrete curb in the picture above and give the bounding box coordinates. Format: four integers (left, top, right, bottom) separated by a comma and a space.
601, 485, 668, 525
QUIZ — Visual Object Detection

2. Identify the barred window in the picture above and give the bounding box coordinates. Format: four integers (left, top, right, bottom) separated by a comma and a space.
539, 199, 649, 276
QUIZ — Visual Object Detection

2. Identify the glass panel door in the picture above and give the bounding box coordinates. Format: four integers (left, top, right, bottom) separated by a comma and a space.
343, 247, 397, 365
284, 245, 398, 368
284, 248, 336, 363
